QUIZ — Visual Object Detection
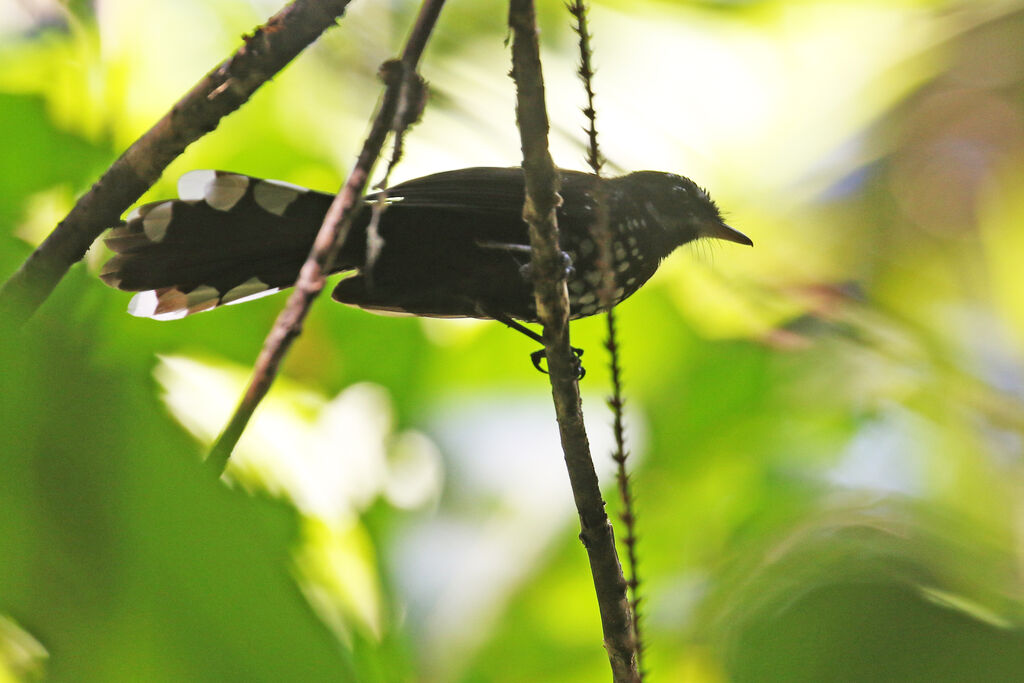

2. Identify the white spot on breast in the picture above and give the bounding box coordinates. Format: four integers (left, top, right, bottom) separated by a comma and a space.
627, 236, 638, 248
578, 303, 599, 316
625, 277, 638, 287
177, 170, 218, 201
142, 201, 173, 242
205, 173, 249, 211
616, 261, 630, 273
253, 179, 307, 216
578, 239, 595, 257
577, 292, 597, 305
568, 279, 587, 294
223, 277, 280, 305
614, 287, 625, 301
585, 269, 603, 286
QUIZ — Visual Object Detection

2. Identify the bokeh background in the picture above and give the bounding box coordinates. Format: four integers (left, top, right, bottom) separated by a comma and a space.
4, 0, 1024, 680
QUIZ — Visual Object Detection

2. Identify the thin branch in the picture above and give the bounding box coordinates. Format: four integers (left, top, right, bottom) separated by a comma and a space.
206, 0, 445, 475
569, 1, 604, 176
568, 0, 645, 673
0, 0, 356, 326
605, 319, 644, 670
508, 2, 639, 681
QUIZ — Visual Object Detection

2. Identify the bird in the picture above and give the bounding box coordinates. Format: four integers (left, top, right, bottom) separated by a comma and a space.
101, 166, 752, 374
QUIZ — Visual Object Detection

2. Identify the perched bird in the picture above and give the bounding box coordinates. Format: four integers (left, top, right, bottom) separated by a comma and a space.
102, 166, 751, 372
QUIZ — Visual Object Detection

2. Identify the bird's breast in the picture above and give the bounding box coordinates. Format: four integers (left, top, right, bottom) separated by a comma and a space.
560, 213, 661, 319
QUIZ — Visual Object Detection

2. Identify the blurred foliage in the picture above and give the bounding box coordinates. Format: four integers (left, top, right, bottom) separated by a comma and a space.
4, 0, 1024, 681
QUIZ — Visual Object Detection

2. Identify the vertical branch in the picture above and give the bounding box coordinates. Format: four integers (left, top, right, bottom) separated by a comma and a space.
568, 1, 645, 673
0, 0, 356, 326
207, 0, 445, 474
570, 1, 604, 176
605, 318, 643, 668
508, 1, 640, 681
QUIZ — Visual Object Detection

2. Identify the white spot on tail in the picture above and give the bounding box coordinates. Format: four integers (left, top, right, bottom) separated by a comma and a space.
177, 170, 218, 201
224, 287, 281, 306
128, 290, 188, 321
127, 285, 221, 320
142, 201, 173, 242
127, 290, 159, 317
253, 179, 306, 216
187, 286, 220, 311
223, 277, 279, 305
204, 173, 249, 211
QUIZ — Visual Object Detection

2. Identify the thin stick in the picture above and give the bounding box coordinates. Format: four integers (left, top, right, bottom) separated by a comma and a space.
508, 1, 639, 681
207, 0, 445, 475
605, 318, 643, 670
568, 0, 645, 673
0, 0, 355, 326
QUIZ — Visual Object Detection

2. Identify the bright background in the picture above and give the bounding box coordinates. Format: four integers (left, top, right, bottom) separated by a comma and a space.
3, 0, 1024, 681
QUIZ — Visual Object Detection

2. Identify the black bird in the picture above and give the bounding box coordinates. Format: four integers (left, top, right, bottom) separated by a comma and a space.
102, 167, 751, 371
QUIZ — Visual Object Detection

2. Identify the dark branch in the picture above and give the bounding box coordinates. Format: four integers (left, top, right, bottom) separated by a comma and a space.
0, 0, 356, 326
508, 1, 639, 681
207, 0, 446, 475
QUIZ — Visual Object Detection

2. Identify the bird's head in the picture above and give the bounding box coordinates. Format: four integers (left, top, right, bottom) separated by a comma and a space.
624, 171, 752, 249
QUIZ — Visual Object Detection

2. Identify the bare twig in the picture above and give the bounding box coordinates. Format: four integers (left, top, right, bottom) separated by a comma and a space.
207, 0, 445, 475
508, 1, 639, 681
568, 0, 645, 673
0, 0, 356, 326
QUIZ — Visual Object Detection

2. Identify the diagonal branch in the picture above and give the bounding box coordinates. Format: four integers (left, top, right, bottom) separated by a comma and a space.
0, 0, 355, 326
206, 0, 445, 475
508, 1, 639, 681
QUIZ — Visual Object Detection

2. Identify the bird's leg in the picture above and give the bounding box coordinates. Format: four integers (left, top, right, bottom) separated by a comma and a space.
485, 309, 585, 380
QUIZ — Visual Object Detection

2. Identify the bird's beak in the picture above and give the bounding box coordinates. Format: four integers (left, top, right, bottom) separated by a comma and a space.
705, 220, 753, 247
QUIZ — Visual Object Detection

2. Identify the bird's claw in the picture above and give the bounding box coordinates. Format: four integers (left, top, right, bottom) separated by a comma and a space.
530, 346, 586, 380
518, 250, 574, 283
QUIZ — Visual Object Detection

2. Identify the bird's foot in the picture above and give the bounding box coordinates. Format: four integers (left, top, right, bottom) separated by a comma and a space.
518, 250, 574, 283
530, 346, 586, 380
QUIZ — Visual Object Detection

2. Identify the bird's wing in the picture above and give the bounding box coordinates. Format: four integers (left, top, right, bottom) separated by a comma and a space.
373, 167, 596, 214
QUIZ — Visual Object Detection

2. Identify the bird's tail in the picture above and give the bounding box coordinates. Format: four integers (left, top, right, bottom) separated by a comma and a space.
101, 171, 339, 320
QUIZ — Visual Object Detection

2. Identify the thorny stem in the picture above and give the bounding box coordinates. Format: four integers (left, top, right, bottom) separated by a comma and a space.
509, 1, 640, 681
569, 0, 645, 673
